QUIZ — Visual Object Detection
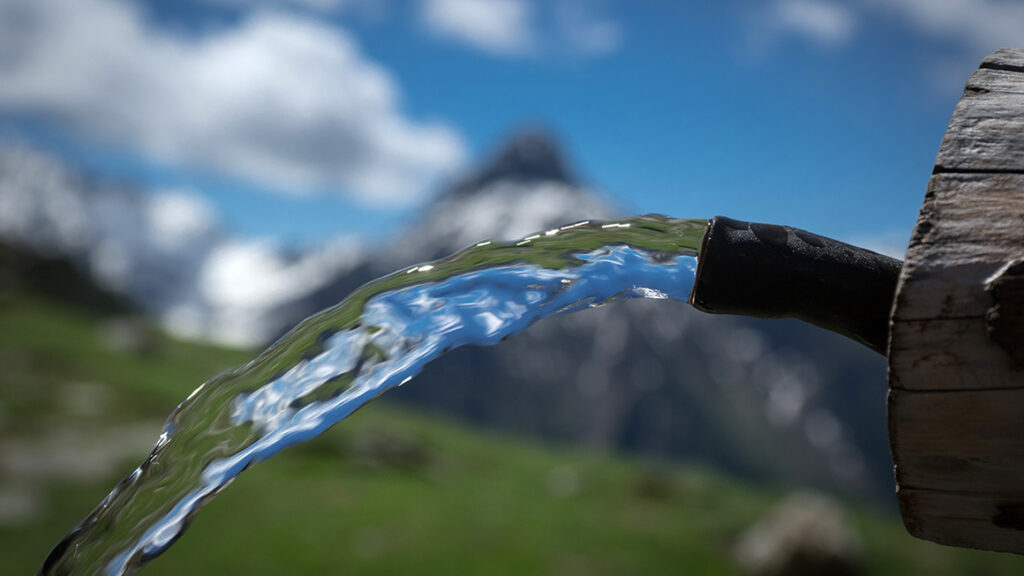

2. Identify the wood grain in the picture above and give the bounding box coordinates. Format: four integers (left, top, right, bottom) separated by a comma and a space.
898, 488, 1024, 554
967, 68, 1024, 96
981, 47, 1024, 73
888, 48, 1024, 553
934, 91, 1024, 173
987, 259, 1024, 365
890, 388, 1024, 493
889, 318, 1022, 391
934, 54, 1024, 173
892, 173, 1024, 324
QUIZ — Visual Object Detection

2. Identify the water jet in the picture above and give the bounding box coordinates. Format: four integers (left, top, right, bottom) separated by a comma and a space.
40, 47, 1024, 573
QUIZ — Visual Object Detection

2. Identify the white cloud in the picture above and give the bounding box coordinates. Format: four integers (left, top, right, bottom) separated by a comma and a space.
420, 0, 621, 58
761, 0, 1024, 52
146, 191, 219, 252
182, 236, 362, 346
0, 0, 465, 205
199, 0, 387, 17
421, 0, 534, 55
871, 0, 1024, 51
755, 0, 1024, 93
202, 0, 353, 10
845, 229, 911, 259
767, 0, 857, 46
553, 0, 622, 56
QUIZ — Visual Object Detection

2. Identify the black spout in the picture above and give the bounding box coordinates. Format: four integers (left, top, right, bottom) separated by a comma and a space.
689, 216, 902, 355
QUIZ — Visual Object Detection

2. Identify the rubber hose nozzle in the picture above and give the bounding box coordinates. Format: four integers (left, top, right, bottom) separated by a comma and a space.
689, 216, 902, 355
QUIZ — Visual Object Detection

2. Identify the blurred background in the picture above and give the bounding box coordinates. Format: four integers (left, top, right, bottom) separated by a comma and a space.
2, 0, 1024, 574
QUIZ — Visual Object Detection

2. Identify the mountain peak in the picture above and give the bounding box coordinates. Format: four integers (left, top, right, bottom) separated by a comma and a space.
446, 130, 575, 198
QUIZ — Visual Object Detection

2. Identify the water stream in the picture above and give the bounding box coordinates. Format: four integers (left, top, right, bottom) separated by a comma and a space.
40, 215, 707, 575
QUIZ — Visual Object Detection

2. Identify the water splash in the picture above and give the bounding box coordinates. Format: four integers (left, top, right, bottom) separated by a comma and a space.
41, 215, 707, 575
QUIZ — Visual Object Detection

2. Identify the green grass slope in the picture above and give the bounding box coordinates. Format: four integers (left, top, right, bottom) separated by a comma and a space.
1, 292, 1023, 575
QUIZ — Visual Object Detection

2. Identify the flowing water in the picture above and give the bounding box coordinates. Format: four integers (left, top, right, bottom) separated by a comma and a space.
40, 215, 707, 576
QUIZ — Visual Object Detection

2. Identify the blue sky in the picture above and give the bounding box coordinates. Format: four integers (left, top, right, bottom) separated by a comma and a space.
1, 0, 1021, 253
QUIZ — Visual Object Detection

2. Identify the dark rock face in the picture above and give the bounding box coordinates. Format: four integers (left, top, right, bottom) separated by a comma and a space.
444, 130, 576, 199
284, 129, 894, 502
0, 241, 132, 315
389, 301, 891, 501
0, 132, 896, 502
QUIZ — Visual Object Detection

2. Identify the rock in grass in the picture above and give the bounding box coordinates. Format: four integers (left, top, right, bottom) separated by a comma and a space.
734, 491, 863, 576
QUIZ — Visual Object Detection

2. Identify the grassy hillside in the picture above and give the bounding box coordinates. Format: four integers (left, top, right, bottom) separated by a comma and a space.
2, 292, 1023, 575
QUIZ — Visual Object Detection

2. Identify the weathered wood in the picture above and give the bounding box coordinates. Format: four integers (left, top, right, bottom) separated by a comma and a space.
889, 48, 1024, 553
934, 92, 1024, 173
967, 68, 1024, 96
892, 173, 1024, 324
889, 388, 1024, 493
987, 259, 1024, 365
934, 48, 1024, 173
898, 488, 1024, 554
890, 318, 1021, 391
981, 47, 1024, 73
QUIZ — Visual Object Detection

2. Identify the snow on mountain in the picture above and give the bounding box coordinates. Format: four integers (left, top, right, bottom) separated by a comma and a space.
0, 131, 609, 348
0, 134, 892, 500
394, 130, 615, 262
165, 234, 363, 346
0, 140, 217, 311
0, 139, 362, 347
256, 130, 887, 500
358, 130, 890, 500
0, 142, 97, 255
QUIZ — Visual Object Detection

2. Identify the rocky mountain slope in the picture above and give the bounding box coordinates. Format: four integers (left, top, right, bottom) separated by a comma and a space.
282, 131, 894, 502
0, 134, 894, 501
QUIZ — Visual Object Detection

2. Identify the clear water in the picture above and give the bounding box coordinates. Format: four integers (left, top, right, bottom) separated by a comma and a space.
41, 215, 707, 576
